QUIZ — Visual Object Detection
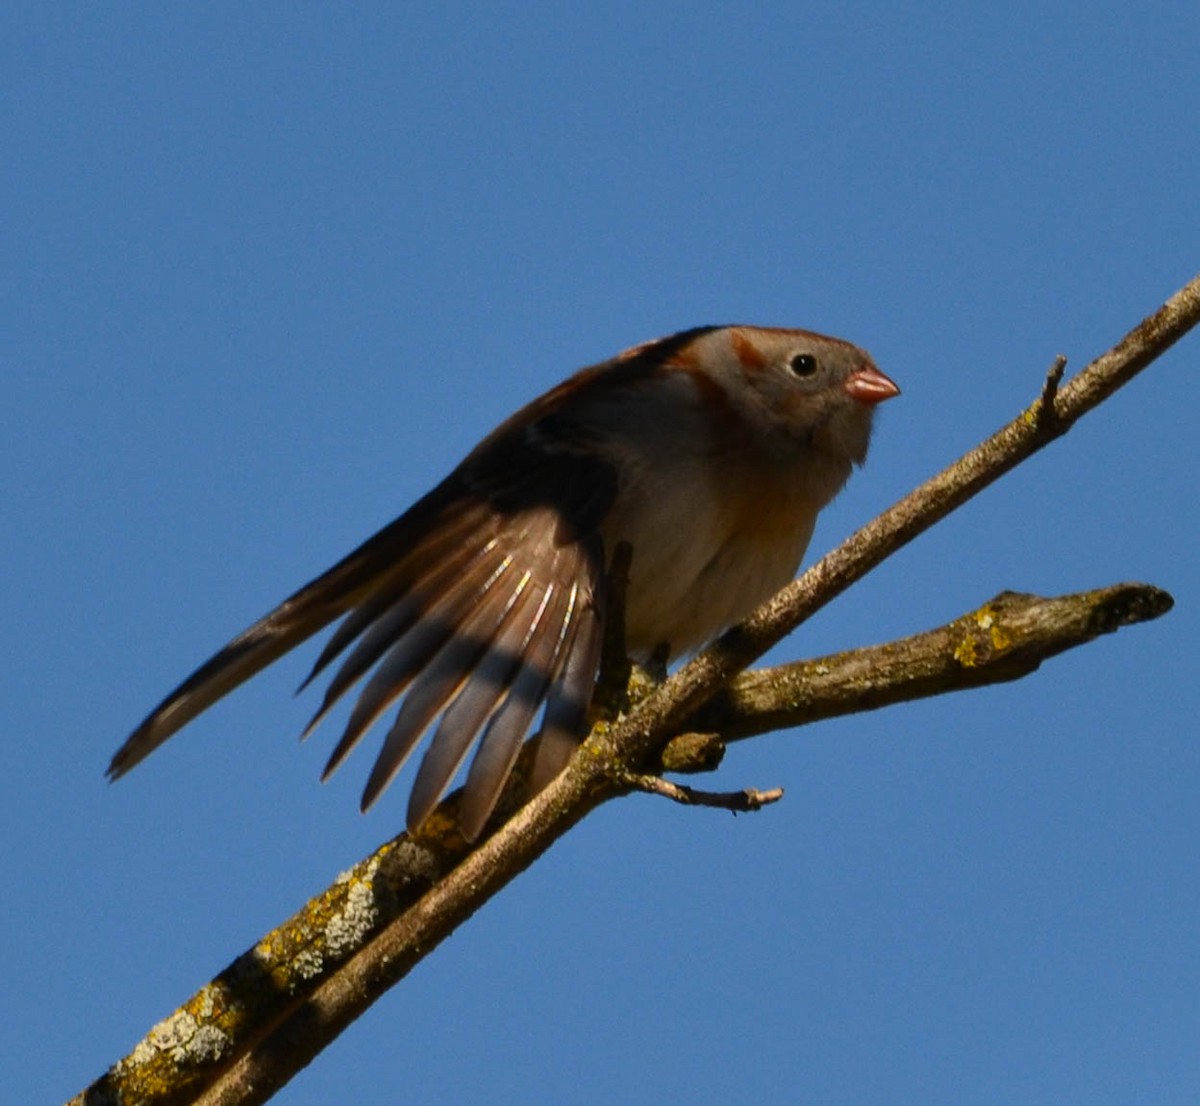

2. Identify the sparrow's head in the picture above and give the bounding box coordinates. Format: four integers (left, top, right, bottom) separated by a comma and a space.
648, 325, 899, 476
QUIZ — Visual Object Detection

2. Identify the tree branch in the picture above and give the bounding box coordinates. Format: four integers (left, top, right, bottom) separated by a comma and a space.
71, 274, 1198, 1106
688, 582, 1173, 742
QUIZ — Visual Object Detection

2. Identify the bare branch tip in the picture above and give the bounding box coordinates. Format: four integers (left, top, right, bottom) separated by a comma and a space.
1102, 583, 1175, 626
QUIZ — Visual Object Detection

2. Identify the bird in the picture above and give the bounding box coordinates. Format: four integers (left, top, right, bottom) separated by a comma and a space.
109, 325, 899, 841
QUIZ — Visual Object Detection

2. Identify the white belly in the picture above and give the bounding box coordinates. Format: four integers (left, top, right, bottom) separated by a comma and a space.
601, 457, 819, 658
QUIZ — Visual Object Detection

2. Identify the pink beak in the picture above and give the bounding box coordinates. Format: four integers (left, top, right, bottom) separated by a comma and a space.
844, 365, 900, 406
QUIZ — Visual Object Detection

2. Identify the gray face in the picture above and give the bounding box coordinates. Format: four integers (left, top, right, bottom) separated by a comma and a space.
701, 327, 888, 471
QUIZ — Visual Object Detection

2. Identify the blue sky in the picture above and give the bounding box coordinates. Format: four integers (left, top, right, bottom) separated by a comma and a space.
5, 5, 1198, 1104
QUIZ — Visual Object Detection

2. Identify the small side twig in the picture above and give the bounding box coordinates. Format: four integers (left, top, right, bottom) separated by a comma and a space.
1038, 354, 1068, 429
617, 771, 785, 813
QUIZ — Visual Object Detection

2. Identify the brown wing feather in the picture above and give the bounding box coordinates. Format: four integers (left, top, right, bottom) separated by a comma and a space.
356, 561, 538, 813
403, 580, 574, 829
111, 346, 631, 835
296, 502, 491, 694
106, 486, 471, 780
320, 543, 525, 780
310, 537, 516, 757
455, 565, 578, 840
528, 580, 604, 792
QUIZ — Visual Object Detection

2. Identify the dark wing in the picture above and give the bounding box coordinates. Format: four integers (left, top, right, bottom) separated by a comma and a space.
110, 415, 616, 840
105, 490, 467, 781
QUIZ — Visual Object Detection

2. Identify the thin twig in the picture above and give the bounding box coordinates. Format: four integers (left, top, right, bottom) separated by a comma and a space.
616, 771, 784, 813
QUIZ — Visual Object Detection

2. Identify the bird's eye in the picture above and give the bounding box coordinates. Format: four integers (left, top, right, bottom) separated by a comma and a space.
789, 353, 819, 377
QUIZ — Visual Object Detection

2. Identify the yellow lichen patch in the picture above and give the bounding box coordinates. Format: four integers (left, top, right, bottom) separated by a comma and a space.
973, 604, 1013, 653
953, 635, 980, 667
989, 623, 1012, 652
955, 604, 1015, 667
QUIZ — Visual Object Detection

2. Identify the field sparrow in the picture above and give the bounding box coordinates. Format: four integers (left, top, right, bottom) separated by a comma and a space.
109, 325, 899, 840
